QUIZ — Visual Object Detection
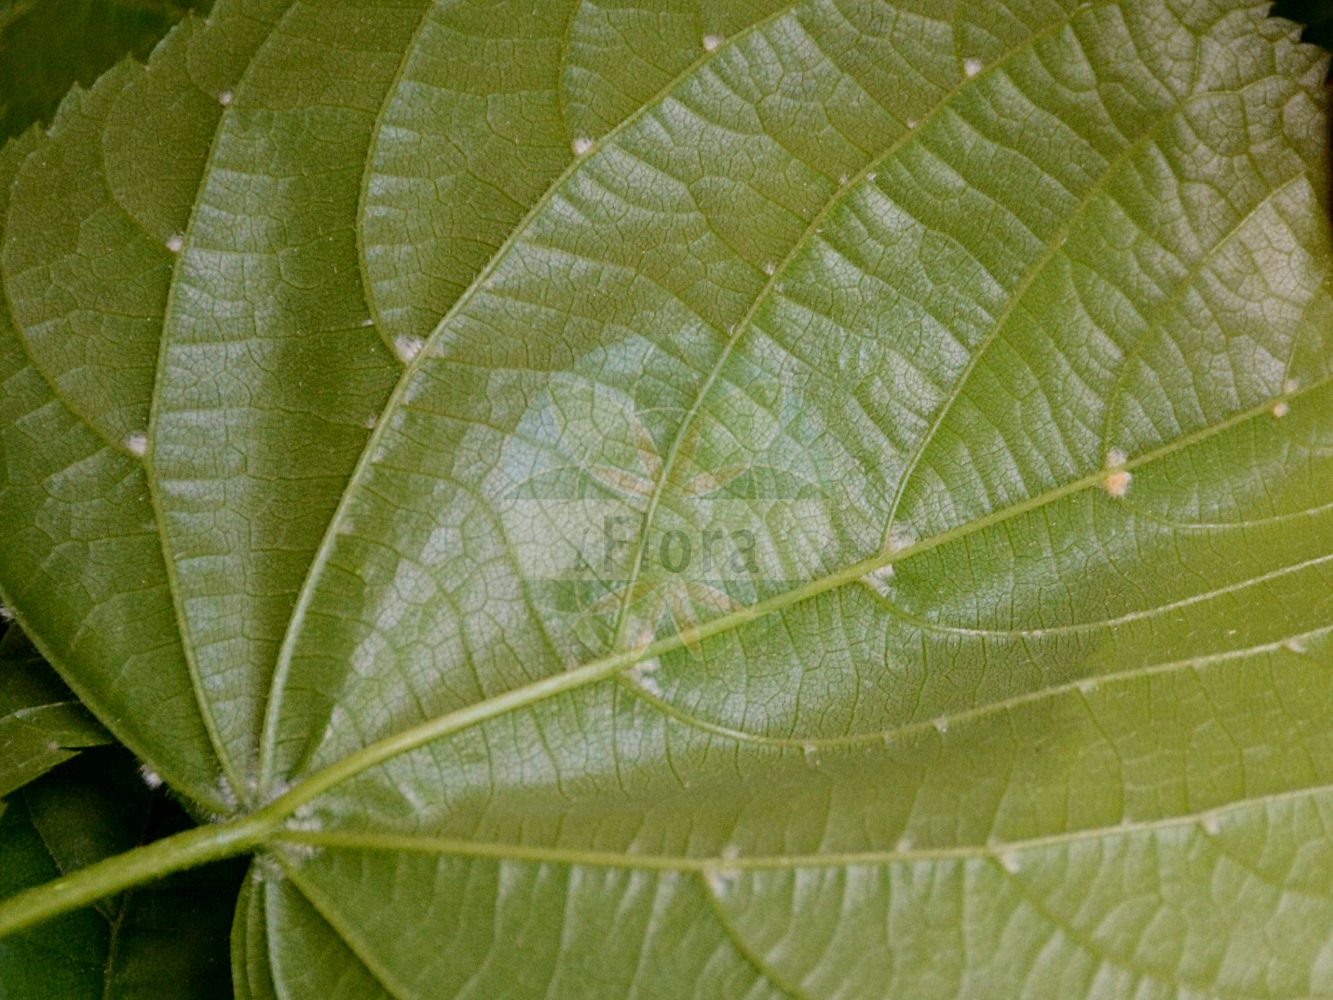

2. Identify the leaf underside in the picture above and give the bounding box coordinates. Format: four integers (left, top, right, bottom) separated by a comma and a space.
2, 0, 1333, 996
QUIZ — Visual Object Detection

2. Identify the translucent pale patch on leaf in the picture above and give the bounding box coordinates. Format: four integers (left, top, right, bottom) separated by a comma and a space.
123, 431, 148, 457
1201, 815, 1222, 836
629, 617, 657, 657
860, 563, 895, 600
392, 335, 425, 364
627, 659, 662, 697
287, 802, 322, 834
1272, 400, 1290, 417
1284, 636, 1308, 653
885, 524, 916, 553
1102, 470, 1132, 498
1102, 448, 1131, 497
706, 846, 741, 894
254, 853, 287, 884
216, 776, 239, 813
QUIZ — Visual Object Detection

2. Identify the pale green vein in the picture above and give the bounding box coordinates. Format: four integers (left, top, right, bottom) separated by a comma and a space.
142, 13, 255, 807
1097, 175, 1319, 456
354, 0, 436, 360
880, 44, 1205, 546
862, 551, 1333, 639
278, 864, 413, 1000
697, 876, 813, 1000
270, 773, 1333, 872
610, 3, 1098, 651
615, 624, 1332, 750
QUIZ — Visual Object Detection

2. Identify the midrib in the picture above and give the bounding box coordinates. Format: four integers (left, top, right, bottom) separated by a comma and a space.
274, 771, 1333, 872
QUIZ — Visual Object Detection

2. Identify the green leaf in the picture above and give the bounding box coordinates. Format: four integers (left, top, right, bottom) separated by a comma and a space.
0, 779, 108, 998
0, 625, 112, 798
1, 0, 1332, 996
0, 749, 245, 998
0, 0, 206, 143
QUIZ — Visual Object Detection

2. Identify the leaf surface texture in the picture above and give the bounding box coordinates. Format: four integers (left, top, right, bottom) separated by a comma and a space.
2, 0, 1332, 996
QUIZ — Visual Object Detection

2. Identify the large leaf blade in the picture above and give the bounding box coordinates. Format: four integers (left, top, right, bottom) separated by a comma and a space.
0, 0, 1331, 995
258, 0, 1333, 991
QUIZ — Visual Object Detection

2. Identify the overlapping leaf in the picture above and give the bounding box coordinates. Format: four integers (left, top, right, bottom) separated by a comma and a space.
0, 626, 111, 798
0, 750, 243, 998
2, 0, 1332, 996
